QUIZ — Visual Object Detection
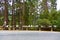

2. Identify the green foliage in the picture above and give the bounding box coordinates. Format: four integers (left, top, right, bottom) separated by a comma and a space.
37, 19, 51, 27
0, 17, 4, 26
40, 13, 49, 19
37, 9, 58, 28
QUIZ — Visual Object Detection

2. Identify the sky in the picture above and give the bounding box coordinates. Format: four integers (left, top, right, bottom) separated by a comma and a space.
57, 0, 60, 10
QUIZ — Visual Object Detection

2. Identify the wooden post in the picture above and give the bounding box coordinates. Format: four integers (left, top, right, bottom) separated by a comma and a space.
49, 26, 53, 31
8, 27, 10, 30
39, 27, 41, 31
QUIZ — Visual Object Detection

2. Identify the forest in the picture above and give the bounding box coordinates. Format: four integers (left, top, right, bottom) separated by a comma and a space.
0, 0, 60, 31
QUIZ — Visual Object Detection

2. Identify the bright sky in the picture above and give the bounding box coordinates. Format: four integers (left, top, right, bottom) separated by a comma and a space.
57, 0, 60, 10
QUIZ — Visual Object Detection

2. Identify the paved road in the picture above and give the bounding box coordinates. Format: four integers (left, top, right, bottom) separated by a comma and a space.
0, 31, 60, 40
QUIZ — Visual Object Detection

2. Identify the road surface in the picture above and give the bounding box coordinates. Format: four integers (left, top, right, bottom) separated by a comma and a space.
0, 31, 60, 40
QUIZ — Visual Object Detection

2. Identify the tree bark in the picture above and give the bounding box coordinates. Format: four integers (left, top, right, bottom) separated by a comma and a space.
12, 0, 16, 30
4, 0, 8, 27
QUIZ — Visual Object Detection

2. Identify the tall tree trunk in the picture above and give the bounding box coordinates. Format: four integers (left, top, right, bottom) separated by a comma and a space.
29, 1, 34, 26
4, 0, 8, 27
17, 0, 23, 30
12, 0, 16, 30
19, 8, 22, 30
22, 0, 25, 25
